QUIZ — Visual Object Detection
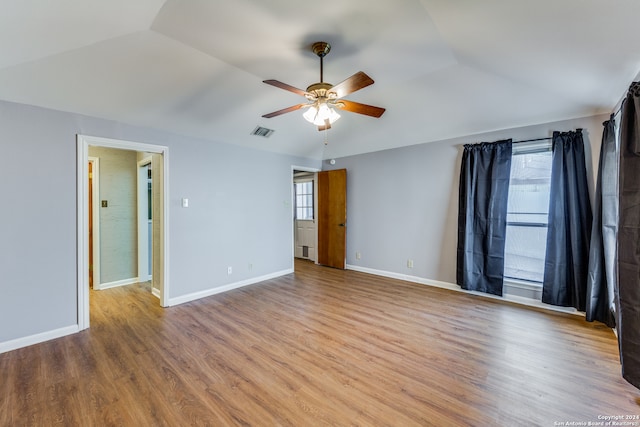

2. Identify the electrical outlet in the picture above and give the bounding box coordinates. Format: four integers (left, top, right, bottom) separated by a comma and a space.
227, 266, 232, 275
356, 251, 361, 260
407, 259, 414, 268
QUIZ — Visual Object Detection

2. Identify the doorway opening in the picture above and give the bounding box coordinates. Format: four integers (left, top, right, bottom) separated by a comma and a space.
77, 135, 169, 331
291, 166, 348, 270
293, 169, 318, 263
292, 166, 320, 269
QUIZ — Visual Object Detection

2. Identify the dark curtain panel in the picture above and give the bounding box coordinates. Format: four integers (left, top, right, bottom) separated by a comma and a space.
617, 82, 640, 390
456, 140, 512, 296
585, 117, 617, 327
542, 129, 592, 310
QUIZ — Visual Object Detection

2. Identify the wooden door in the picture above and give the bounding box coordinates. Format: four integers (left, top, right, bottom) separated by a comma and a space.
317, 169, 347, 269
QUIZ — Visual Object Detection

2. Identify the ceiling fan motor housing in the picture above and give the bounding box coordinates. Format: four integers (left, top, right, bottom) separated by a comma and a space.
306, 82, 335, 100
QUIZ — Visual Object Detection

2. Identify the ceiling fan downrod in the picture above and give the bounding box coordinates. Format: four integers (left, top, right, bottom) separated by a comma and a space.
311, 41, 331, 83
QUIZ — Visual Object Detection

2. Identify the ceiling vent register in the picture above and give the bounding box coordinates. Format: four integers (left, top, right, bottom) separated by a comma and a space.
251, 126, 275, 138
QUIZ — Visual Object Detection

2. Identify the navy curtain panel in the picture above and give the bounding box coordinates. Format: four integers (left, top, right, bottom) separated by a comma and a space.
585, 117, 617, 327
542, 129, 592, 310
456, 140, 512, 296
617, 82, 640, 389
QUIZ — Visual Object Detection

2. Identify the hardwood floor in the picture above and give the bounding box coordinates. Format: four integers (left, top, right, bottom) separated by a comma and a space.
1, 260, 638, 426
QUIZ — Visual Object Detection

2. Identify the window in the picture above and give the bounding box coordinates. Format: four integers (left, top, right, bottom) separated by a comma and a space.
503, 142, 552, 284
295, 181, 314, 220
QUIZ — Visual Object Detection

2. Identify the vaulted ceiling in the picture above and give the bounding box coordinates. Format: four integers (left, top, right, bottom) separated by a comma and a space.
1, 1, 639, 159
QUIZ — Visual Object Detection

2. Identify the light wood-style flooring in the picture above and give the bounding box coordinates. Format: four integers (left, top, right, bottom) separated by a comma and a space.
1, 259, 639, 426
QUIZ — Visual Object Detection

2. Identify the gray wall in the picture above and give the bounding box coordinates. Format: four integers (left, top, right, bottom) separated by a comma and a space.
326, 114, 607, 285
88, 146, 138, 284
0, 99, 318, 344
0, 94, 606, 347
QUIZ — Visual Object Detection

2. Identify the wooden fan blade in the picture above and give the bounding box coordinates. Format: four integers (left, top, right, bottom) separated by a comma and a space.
263, 80, 308, 97
336, 99, 385, 118
262, 104, 307, 118
330, 71, 374, 98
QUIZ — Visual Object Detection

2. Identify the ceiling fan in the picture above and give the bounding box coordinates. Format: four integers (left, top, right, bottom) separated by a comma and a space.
262, 41, 385, 131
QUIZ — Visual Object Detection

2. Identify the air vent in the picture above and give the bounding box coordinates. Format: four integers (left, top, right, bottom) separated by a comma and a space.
251, 126, 275, 138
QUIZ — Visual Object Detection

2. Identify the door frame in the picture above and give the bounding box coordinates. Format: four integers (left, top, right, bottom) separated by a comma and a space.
77, 135, 170, 330
88, 156, 100, 290
291, 165, 321, 268
137, 156, 153, 284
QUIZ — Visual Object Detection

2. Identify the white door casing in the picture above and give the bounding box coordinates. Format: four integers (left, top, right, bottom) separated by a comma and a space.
291, 166, 320, 266
137, 157, 152, 283
88, 157, 100, 290
77, 135, 170, 331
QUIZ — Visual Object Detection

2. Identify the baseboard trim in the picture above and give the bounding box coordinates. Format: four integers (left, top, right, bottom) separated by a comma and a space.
167, 269, 294, 307
151, 287, 161, 299
0, 325, 79, 354
96, 277, 139, 290
346, 264, 581, 316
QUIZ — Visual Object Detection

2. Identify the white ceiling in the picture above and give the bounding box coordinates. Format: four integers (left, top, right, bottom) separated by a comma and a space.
1, 0, 639, 160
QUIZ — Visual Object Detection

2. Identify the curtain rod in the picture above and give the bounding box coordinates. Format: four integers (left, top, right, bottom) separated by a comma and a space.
612, 80, 638, 118
512, 137, 552, 144
614, 100, 625, 118
476, 129, 581, 146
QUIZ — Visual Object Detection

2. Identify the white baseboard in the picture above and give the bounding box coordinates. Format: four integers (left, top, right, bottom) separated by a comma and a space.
95, 277, 139, 290
346, 264, 581, 316
167, 269, 294, 307
151, 287, 161, 299
0, 325, 79, 354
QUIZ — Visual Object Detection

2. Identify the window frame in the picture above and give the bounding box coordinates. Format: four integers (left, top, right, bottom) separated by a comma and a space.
503, 140, 552, 286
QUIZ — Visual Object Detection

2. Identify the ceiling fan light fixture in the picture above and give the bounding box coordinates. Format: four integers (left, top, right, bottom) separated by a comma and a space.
303, 102, 341, 126
262, 41, 385, 126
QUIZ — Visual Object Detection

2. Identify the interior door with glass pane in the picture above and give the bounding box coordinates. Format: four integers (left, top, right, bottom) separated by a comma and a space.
294, 179, 316, 260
